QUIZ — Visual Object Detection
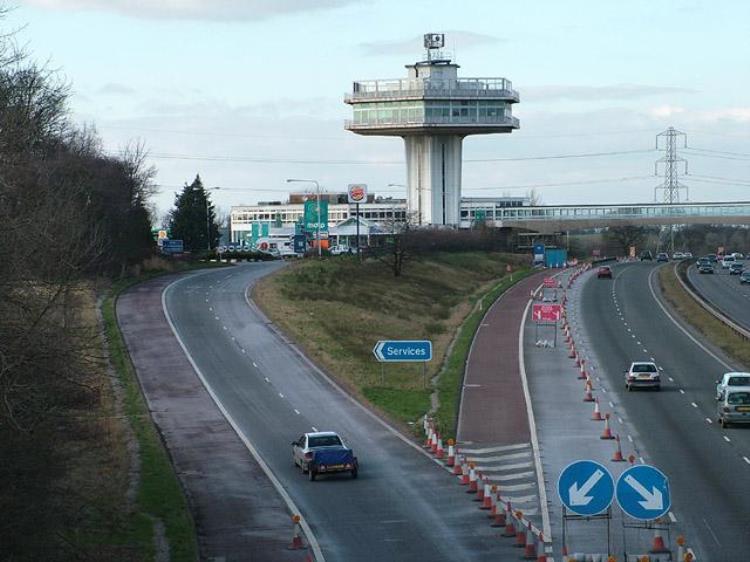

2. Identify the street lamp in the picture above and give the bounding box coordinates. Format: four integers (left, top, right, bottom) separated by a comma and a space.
286, 178, 322, 258
205, 186, 220, 251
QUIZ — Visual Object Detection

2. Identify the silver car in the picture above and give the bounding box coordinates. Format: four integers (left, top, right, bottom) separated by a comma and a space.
717, 387, 750, 428
715, 372, 750, 400
625, 361, 661, 391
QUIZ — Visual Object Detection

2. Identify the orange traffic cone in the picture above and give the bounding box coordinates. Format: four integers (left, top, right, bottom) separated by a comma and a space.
502, 502, 515, 537
649, 529, 669, 553
522, 522, 537, 559
592, 398, 604, 421
446, 439, 455, 466
514, 512, 526, 548
435, 437, 444, 458
491, 499, 507, 527
583, 379, 595, 402
474, 475, 486, 502
288, 515, 304, 550
430, 432, 439, 453
612, 434, 625, 462
568, 344, 576, 359
536, 533, 548, 562
467, 465, 478, 493
459, 461, 470, 485
600, 413, 615, 440
480, 481, 492, 509
452, 453, 463, 475
487, 485, 498, 518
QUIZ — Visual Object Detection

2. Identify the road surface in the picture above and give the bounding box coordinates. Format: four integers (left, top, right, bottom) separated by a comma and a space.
687, 262, 750, 331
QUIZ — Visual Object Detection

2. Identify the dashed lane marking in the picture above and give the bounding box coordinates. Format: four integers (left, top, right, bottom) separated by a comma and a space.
627, 435, 634, 443
679, 389, 685, 394
312, 426, 318, 432
294, 409, 300, 415
279, 393, 285, 398
723, 435, 731, 443
669, 512, 677, 523
264, 377, 270, 383
253, 362, 258, 368
691, 402, 698, 408
706, 418, 713, 424
743, 456, 750, 464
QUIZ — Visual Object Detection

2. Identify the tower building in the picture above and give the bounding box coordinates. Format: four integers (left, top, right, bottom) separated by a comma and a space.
345, 33, 519, 226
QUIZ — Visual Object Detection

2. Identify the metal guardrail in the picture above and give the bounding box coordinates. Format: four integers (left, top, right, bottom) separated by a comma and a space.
673, 261, 750, 341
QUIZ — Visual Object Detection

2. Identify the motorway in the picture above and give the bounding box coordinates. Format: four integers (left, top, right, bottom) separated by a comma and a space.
687, 262, 750, 331
580, 261, 750, 560
162, 262, 524, 561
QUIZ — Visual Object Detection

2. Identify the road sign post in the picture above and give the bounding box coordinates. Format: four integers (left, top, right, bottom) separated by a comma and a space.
532, 303, 562, 347
373, 340, 432, 388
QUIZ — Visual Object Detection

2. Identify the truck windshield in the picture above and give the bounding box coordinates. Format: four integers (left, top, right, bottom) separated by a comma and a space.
309, 435, 343, 447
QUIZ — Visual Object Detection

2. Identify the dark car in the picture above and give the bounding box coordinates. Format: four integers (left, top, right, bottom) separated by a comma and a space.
741, 271, 750, 284
656, 253, 669, 262
698, 263, 715, 274
706, 254, 718, 263
597, 266, 613, 279
729, 262, 744, 275
640, 251, 653, 261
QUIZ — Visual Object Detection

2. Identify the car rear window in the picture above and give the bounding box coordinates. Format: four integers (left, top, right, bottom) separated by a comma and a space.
632, 364, 657, 373
727, 392, 750, 405
308, 435, 343, 447
729, 376, 750, 386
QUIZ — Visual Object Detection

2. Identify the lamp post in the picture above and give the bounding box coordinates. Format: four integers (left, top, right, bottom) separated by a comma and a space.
387, 183, 406, 232
205, 186, 220, 251
287, 178, 322, 258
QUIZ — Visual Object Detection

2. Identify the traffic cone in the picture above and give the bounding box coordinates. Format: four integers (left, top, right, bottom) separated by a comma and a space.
676, 535, 685, 561
459, 461, 470, 485
491, 498, 507, 527
568, 344, 576, 359
649, 529, 669, 553
480, 482, 492, 509
600, 414, 615, 439
467, 465, 478, 493
430, 432, 439, 453
446, 439, 455, 466
575, 351, 581, 367
592, 398, 604, 421
425, 427, 434, 449
502, 501, 515, 537
560, 544, 569, 562
514, 512, 526, 548
522, 522, 537, 559
474, 475, 486, 502
436, 437, 444, 459
536, 533, 547, 562
612, 434, 625, 462
487, 486, 498, 518
583, 379, 595, 402
452, 453, 463, 475
288, 515, 304, 550
578, 364, 587, 380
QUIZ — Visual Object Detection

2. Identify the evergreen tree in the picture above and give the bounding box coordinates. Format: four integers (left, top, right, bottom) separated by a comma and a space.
169, 174, 219, 251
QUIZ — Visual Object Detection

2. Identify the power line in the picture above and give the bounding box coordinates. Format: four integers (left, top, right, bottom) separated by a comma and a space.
681, 149, 750, 162
464, 175, 653, 191
683, 146, 750, 159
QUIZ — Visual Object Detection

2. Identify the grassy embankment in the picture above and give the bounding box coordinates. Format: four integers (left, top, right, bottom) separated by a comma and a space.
254, 252, 529, 439
658, 264, 750, 367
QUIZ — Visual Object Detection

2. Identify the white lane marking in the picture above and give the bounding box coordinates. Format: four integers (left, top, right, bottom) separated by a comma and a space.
658, 366, 664, 371
294, 409, 301, 415
691, 402, 698, 408
637, 340, 642, 345
162, 275, 325, 562
679, 389, 685, 394
609, 401, 615, 408
214, 315, 219, 320
253, 362, 258, 368
312, 426, 318, 432
668, 377, 674, 382
723, 435, 731, 443
209, 306, 212, 311
631, 334, 636, 339
279, 393, 285, 398
743, 456, 750, 464
460, 443, 530, 454
669, 512, 677, 523
264, 377, 270, 383
601, 388, 608, 393
518, 296, 553, 542
241, 349, 246, 353
647, 267, 735, 371
650, 357, 656, 361
639, 456, 645, 464
618, 417, 623, 424
627, 435, 634, 443
706, 418, 713, 424
223, 326, 227, 331
703, 518, 722, 546
642, 348, 648, 353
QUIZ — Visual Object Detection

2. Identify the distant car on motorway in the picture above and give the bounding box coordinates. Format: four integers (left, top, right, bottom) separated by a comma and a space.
625, 361, 661, 391
656, 252, 669, 262
721, 255, 736, 268
731, 252, 745, 260
698, 263, 715, 274
292, 431, 358, 481
715, 372, 750, 401
597, 266, 613, 279
672, 252, 685, 260
729, 262, 744, 275
640, 251, 653, 261
741, 271, 750, 284
717, 387, 750, 428
706, 254, 718, 263
684, 251, 693, 259
329, 245, 353, 256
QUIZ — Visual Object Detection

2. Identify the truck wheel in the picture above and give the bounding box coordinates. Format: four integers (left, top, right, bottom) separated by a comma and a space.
308, 469, 316, 481
351, 468, 358, 479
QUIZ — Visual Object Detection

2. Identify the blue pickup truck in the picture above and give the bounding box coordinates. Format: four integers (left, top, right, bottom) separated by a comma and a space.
292, 431, 358, 481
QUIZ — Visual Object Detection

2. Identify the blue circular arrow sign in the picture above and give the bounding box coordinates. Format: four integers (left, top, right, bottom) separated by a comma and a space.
615, 464, 671, 521
557, 460, 615, 516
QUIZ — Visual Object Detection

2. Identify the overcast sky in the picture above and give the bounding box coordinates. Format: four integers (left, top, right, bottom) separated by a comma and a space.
11, 0, 750, 219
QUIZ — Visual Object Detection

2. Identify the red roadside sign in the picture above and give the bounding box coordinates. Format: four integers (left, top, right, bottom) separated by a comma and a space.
543, 277, 558, 288
532, 303, 562, 323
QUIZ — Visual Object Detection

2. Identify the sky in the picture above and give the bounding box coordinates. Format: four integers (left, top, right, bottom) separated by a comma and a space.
9, 0, 750, 220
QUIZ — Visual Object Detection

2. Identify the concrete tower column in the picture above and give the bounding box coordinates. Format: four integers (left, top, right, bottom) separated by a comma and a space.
404, 135, 463, 226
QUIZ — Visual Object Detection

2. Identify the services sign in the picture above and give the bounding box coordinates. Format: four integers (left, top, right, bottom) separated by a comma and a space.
532, 303, 562, 323
347, 183, 368, 205
373, 340, 432, 363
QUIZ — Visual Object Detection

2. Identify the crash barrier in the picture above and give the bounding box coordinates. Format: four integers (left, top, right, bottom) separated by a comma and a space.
673, 261, 750, 342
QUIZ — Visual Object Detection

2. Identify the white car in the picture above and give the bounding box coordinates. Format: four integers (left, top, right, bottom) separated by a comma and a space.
721, 256, 736, 268
329, 245, 352, 256
625, 361, 661, 391
715, 372, 750, 401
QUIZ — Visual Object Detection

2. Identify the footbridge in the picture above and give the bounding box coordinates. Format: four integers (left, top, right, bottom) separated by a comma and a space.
462, 200, 750, 233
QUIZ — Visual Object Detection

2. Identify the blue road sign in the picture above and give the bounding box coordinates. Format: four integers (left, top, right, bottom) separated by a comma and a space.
615, 464, 671, 521
557, 460, 615, 516
373, 340, 432, 363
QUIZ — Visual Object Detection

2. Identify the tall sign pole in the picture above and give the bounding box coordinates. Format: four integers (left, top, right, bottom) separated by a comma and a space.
348, 184, 368, 262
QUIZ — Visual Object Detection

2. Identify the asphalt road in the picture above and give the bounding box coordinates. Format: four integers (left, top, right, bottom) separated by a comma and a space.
163, 262, 522, 562
580, 261, 750, 560
687, 262, 750, 331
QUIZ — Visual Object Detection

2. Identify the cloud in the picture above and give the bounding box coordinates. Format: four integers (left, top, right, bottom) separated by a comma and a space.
359, 31, 504, 56
649, 104, 686, 118
98, 82, 137, 96
525, 84, 697, 102
24, 0, 362, 21
648, 105, 750, 123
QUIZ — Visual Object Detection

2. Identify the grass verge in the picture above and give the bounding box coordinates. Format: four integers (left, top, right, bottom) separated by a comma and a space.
658, 264, 750, 367
254, 252, 529, 436
99, 273, 202, 561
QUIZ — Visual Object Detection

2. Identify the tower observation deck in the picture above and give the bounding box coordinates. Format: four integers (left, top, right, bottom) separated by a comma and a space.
345, 33, 519, 226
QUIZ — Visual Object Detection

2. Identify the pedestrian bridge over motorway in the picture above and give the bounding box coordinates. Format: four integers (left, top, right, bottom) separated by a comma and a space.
470, 201, 750, 232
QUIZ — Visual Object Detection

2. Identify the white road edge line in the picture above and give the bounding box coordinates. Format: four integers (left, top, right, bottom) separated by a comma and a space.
743, 456, 750, 464
518, 294, 553, 543
647, 266, 735, 371
163, 274, 325, 562
723, 435, 731, 443
669, 511, 677, 523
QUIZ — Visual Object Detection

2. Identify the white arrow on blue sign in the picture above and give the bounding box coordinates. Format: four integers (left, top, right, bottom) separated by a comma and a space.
615, 464, 671, 521
557, 460, 615, 516
373, 340, 432, 363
